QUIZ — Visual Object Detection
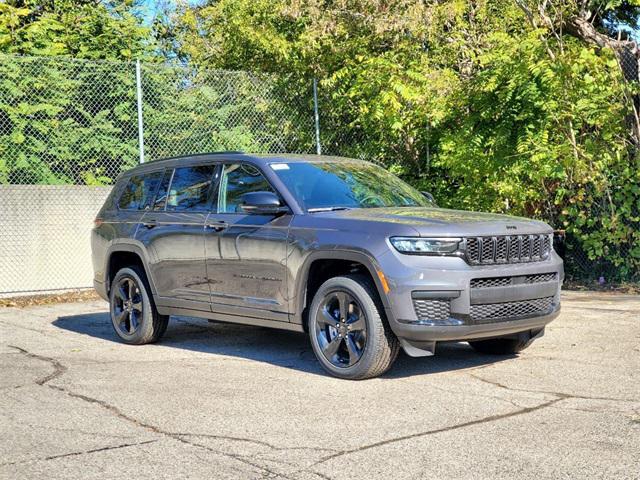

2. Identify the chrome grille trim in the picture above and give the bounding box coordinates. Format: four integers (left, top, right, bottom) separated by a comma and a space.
464, 234, 551, 265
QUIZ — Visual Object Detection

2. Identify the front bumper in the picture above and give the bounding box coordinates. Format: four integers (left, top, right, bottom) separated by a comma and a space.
389, 306, 559, 342
379, 248, 564, 343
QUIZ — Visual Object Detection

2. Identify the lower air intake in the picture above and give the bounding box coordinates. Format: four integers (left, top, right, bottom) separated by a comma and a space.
470, 297, 555, 322
413, 299, 451, 321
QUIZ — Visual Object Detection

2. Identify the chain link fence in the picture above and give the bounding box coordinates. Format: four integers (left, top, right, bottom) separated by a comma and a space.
0, 54, 314, 295
563, 45, 640, 286
0, 53, 637, 294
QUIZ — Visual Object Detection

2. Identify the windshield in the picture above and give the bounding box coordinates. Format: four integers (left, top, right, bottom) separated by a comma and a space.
270, 161, 431, 211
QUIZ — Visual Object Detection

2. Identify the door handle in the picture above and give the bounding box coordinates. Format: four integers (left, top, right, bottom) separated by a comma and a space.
142, 220, 157, 229
205, 221, 227, 232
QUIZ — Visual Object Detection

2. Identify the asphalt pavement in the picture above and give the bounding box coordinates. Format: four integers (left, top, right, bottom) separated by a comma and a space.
1, 291, 638, 479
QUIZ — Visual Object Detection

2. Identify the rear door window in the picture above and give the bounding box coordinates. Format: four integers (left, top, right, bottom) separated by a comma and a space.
166, 165, 216, 211
118, 172, 163, 210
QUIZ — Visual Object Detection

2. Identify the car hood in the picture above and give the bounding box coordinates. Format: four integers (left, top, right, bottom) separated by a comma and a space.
315, 206, 552, 237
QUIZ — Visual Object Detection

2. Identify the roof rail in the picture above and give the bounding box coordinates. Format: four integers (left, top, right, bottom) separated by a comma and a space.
172, 151, 245, 158
148, 151, 246, 163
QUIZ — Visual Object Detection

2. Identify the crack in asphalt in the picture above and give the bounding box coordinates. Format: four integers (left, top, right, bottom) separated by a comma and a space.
46, 384, 307, 479
173, 432, 338, 454
168, 436, 304, 480
6, 345, 330, 480
1, 440, 158, 466
8, 342, 635, 480
308, 396, 566, 469
8, 345, 67, 386
300, 361, 640, 475
468, 372, 638, 403
418, 381, 532, 410
44, 439, 157, 461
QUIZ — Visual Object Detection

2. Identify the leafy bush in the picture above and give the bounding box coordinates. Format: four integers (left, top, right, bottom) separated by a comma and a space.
435, 32, 640, 280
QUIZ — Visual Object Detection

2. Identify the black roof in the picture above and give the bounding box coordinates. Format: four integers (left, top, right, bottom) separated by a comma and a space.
123, 152, 366, 176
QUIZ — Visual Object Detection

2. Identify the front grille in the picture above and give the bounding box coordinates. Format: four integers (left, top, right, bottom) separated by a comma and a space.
465, 234, 551, 265
471, 272, 558, 289
470, 296, 555, 322
470, 277, 512, 288
525, 272, 557, 284
413, 299, 450, 321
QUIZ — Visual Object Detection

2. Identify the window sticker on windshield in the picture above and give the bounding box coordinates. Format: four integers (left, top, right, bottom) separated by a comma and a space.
271, 163, 290, 171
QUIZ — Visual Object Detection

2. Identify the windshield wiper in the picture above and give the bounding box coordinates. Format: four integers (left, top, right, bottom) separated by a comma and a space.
307, 206, 353, 213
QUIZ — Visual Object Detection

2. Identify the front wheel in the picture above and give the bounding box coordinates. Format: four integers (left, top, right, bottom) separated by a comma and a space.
109, 266, 169, 345
308, 275, 399, 380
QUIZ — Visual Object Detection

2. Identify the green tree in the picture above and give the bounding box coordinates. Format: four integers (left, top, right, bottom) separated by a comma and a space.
0, 1, 301, 185
0, 0, 153, 59
163, 0, 639, 280
0, 1, 155, 184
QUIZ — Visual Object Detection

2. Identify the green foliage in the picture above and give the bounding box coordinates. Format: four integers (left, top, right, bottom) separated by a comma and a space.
0, 56, 140, 185
0, 0, 638, 280
167, 0, 639, 280
437, 31, 639, 279
0, 1, 155, 185
0, 1, 153, 60
0, 1, 307, 186
140, 65, 314, 160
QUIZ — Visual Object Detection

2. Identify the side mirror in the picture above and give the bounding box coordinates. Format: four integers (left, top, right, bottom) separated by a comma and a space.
421, 191, 437, 206
240, 191, 286, 215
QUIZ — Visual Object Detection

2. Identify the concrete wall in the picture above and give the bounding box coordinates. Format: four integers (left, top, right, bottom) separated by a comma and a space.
0, 185, 112, 295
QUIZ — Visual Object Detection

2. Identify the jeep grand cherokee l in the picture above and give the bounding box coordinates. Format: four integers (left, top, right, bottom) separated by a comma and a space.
92, 153, 563, 379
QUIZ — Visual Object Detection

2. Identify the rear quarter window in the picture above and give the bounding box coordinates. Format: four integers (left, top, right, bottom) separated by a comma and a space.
118, 172, 163, 210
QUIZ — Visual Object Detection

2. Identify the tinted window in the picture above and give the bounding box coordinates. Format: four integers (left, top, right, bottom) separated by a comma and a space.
118, 172, 162, 210
153, 169, 173, 211
270, 162, 430, 210
218, 163, 275, 213
166, 165, 215, 211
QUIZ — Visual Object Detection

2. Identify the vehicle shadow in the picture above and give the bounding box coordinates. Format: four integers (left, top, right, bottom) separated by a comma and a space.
53, 310, 512, 379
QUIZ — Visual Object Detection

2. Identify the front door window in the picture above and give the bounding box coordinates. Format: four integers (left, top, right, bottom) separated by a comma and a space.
217, 163, 276, 213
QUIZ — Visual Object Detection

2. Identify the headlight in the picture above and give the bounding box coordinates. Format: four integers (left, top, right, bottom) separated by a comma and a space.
390, 237, 462, 255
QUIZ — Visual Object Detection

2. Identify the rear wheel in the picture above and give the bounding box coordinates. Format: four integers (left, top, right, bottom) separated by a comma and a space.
109, 266, 168, 345
308, 275, 399, 380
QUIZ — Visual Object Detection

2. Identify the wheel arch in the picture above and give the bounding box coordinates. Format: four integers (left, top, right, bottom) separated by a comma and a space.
105, 243, 156, 297
293, 250, 392, 328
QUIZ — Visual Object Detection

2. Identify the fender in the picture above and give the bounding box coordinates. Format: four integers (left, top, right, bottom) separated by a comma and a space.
104, 240, 157, 296
292, 249, 393, 325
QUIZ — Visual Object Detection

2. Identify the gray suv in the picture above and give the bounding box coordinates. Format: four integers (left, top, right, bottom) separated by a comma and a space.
92, 153, 563, 379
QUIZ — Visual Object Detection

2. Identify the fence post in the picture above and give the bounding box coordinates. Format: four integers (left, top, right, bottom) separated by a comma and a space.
135, 59, 145, 164
313, 78, 322, 155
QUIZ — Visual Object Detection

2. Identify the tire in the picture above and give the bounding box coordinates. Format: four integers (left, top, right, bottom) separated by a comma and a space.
109, 266, 169, 345
468, 336, 532, 355
308, 274, 400, 380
